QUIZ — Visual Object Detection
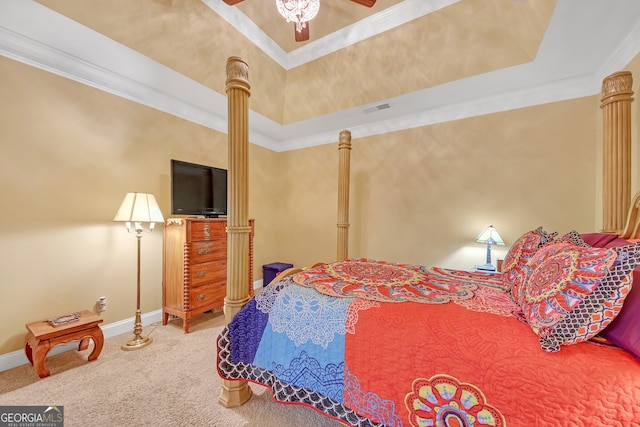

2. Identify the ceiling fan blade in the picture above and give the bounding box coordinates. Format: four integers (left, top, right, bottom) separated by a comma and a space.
223, 0, 245, 4
349, 0, 376, 7
295, 23, 310, 42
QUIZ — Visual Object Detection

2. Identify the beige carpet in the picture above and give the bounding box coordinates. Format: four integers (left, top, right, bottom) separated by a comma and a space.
0, 312, 340, 426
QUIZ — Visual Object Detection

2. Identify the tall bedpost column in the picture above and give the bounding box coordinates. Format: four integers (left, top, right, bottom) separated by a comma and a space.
601, 71, 634, 233
337, 130, 352, 261
219, 56, 252, 408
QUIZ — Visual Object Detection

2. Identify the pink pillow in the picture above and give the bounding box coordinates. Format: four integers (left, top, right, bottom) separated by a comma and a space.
584, 233, 640, 361
599, 268, 640, 361
580, 232, 619, 247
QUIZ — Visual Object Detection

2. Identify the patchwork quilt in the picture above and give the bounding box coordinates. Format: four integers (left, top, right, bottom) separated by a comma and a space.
217, 258, 640, 426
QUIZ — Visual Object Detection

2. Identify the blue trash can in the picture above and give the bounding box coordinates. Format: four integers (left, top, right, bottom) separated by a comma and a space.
263, 262, 294, 286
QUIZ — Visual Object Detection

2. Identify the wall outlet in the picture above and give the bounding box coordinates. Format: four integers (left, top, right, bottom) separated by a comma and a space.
96, 296, 107, 313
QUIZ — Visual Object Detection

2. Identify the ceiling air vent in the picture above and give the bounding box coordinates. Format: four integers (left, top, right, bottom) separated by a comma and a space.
363, 103, 391, 114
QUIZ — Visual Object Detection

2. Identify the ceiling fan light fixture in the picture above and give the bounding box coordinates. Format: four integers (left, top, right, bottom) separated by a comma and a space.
276, 0, 320, 33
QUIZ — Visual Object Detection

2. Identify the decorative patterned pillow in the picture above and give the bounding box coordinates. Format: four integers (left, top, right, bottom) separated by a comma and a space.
503, 227, 557, 299
516, 241, 640, 352
558, 230, 591, 247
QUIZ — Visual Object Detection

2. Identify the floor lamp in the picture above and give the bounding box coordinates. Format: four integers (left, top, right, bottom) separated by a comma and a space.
113, 192, 164, 351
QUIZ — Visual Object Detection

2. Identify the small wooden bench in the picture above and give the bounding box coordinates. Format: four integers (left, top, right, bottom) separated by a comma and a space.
24, 310, 104, 378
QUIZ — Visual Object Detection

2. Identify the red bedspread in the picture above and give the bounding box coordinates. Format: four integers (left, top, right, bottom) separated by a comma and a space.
345, 300, 640, 425
218, 259, 640, 426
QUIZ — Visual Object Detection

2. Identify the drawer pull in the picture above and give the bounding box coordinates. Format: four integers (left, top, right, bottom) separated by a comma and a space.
203, 227, 210, 235
197, 247, 208, 255
197, 293, 207, 301
197, 271, 207, 278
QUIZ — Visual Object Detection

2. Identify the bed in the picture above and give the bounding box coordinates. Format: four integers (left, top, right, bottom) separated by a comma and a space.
217, 58, 640, 425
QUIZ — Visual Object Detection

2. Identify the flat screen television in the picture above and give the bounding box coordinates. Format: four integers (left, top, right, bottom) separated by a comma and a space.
170, 159, 227, 217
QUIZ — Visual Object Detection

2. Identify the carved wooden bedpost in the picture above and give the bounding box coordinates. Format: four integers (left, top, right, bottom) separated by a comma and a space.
337, 130, 352, 261
601, 71, 634, 233
219, 56, 252, 408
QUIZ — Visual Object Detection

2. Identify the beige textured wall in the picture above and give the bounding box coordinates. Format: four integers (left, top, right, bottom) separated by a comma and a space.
0, 56, 279, 354
275, 97, 599, 270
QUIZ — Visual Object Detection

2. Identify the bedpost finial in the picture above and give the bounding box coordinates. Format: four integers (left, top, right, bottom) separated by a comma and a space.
601, 71, 633, 107
339, 130, 352, 150
226, 56, 250, 94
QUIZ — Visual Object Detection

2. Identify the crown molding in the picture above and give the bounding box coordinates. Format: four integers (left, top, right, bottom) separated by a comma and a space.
593, 14, 640, 79
273, 73, 602, 152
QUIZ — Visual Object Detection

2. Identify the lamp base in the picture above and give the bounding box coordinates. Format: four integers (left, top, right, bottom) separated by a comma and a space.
475, 263, 497, 272
121, 335, 152, 351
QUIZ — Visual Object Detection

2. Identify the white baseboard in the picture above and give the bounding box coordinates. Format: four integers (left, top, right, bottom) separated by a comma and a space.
0, 309, 162, 373
254, 279, 263, 290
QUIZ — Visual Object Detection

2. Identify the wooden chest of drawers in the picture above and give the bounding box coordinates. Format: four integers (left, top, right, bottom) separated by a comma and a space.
162, 218, 254, 333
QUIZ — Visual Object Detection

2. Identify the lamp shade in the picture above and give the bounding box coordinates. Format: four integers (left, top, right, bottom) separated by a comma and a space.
475, 225, 505, 246
113, 193, 164, 223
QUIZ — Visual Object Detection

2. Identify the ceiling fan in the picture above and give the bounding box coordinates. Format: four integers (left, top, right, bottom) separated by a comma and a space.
222, 0, 377, 42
